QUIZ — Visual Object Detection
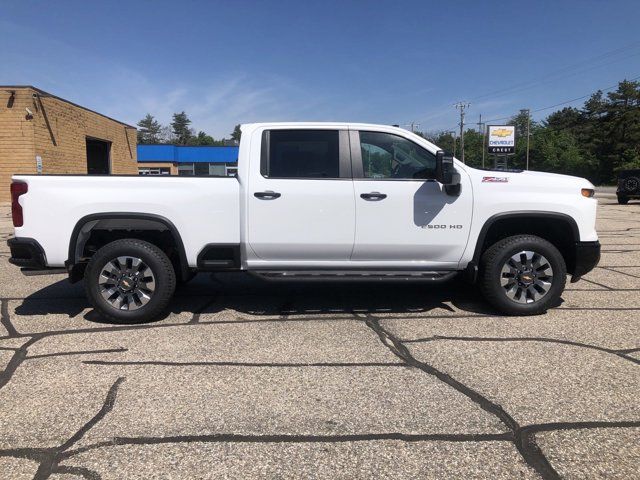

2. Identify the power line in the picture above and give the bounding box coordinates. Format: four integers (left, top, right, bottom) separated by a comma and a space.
480, 74, 640, 124
404, 121, 420, 133
469, 41, 640, 103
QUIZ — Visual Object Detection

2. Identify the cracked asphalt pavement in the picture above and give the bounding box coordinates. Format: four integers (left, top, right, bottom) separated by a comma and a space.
0, 196, 638, 479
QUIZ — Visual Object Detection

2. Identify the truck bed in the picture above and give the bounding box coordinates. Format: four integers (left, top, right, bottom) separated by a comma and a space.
13, 175, 240, 267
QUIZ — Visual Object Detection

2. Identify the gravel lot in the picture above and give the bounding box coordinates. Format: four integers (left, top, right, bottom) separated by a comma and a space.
0, 194, 638, 479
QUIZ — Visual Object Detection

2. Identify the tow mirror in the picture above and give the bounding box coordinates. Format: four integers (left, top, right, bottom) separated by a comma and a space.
436, 150, 455, 184
435, 150, 461, 196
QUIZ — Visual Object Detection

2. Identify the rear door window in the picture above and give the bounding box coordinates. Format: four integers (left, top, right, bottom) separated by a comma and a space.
261, 130, 340, 179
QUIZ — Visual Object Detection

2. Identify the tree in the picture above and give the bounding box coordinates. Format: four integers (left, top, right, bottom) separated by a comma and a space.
137, 114, 162, 144
230, 124, 241, 143
171, 111, 193, 145
190, 131, 224, 146
158, 126, 176, 144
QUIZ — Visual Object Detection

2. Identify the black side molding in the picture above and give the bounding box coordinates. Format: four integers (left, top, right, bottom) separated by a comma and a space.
196, 244, 241, 271
472, 211, 580, 264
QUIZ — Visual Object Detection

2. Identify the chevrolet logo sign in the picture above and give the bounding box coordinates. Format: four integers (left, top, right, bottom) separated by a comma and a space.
491, 128, 513, 137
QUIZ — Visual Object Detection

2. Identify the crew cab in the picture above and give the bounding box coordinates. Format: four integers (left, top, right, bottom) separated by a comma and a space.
8, 123, 601, 321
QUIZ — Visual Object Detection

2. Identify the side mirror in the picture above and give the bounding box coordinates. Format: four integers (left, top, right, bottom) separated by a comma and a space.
436, 150, 461, 196
435, 150, 455, 185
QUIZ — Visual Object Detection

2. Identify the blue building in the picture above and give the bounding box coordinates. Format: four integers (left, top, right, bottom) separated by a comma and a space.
137, 145, 239, 176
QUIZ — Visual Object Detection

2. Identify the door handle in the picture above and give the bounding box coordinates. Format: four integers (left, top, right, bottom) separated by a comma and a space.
254, 191, 281, 200
360, 192, 387, 201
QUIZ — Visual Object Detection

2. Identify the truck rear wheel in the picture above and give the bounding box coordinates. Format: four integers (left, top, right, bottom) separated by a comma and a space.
617, 195, 629, 205
479, 235, 566, 315
85, 239, 176, 323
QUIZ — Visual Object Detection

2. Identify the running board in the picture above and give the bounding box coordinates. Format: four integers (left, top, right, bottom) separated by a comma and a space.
251, 270, 458, 282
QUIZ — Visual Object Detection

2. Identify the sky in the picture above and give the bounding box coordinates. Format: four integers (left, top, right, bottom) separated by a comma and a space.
1, 0, 639, 138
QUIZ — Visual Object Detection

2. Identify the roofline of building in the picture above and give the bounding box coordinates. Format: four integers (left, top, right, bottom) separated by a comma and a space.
139, 144, 238, 148
0, 85, 137, 129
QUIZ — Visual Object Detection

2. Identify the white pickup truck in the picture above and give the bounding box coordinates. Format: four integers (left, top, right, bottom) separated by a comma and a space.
9, 123, 600, 322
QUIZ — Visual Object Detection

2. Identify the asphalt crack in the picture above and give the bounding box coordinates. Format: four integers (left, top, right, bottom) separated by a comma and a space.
0, 299, 19, 337
402, 335, 640, 365
363, 314, 561, 480
0, 377, 125, 480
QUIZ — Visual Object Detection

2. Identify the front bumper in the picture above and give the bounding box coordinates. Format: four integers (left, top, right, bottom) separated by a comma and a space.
570, 240, 600, 282
7, 237, 47, 269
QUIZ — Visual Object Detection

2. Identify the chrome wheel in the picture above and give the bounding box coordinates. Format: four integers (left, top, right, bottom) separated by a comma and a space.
500, 250, 554, 304
98, 256, 156, 311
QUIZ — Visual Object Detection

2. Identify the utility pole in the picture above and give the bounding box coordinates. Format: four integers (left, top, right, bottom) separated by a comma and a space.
520, 108, 530, 170
477, 114, 486, 168
448, 131, 456, 157
454, 102, 470, 163
404, 121, 420, 133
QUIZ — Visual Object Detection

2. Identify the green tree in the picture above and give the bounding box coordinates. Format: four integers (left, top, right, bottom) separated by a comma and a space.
230, 124, 241, 143
136, 114, 162, 144
191, 131, 216, 145
171, 111, 193, 145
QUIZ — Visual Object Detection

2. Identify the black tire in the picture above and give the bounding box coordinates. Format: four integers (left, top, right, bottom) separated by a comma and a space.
479, 235, 566, 316
617, 195, 629, 205
85, 239, 176, 323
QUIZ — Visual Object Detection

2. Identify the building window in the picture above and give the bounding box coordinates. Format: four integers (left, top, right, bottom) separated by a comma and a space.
193, 163, 209, 176
176, 162, 238, 176
178, 163, 195, 176
209, 164, 226, 176
139, 167, 170, 175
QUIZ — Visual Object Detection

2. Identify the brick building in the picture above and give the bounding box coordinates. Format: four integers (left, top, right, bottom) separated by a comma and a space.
0, 86, 138, 202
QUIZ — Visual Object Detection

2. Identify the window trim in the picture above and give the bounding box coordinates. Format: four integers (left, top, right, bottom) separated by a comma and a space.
350, 130, 437, 182
260, 129, 351, 180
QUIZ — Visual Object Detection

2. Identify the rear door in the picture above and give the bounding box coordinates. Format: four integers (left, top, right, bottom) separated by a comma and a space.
247, 128, 355, 261
350, 129, 472, 266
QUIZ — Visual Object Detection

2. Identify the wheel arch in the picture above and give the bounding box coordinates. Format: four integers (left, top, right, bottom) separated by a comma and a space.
67, 212, 190, 282
472, 211, 580, 275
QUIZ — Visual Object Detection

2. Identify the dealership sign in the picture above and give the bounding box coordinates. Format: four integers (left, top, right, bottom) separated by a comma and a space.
488, 125, 516, 154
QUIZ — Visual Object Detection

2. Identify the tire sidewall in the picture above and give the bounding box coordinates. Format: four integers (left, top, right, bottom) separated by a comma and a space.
482, 237, 566, 315
85, 240, 175, 322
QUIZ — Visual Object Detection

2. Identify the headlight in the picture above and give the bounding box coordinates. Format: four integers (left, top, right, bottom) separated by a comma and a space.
581, 188, 595, 198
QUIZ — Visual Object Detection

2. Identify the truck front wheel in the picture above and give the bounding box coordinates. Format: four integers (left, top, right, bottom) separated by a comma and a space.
85, 239, 176, 323
479, 235, 566, 315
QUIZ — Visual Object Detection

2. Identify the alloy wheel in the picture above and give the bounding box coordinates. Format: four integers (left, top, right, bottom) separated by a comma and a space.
500, 250, 554, 304
98, 256, 156, 310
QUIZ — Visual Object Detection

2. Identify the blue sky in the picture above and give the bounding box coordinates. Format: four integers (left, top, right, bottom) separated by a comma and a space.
2, 0, 639, 137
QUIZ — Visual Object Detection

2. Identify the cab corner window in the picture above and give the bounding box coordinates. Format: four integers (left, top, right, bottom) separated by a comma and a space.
359, 131, 436, 180
262, 129, 340, 179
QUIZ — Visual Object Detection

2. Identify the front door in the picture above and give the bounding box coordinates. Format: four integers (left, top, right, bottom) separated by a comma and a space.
247, 128, 355, 262
350, 129, 472, 267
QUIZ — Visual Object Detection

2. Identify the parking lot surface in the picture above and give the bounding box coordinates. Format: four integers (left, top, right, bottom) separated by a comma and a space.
0, 197, 638, 479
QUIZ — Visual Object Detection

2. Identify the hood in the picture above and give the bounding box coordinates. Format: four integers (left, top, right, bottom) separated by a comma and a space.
464, 166, 594, 190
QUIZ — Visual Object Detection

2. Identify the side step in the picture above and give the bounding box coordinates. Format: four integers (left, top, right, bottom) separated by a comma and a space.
251, 270, 458, 283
